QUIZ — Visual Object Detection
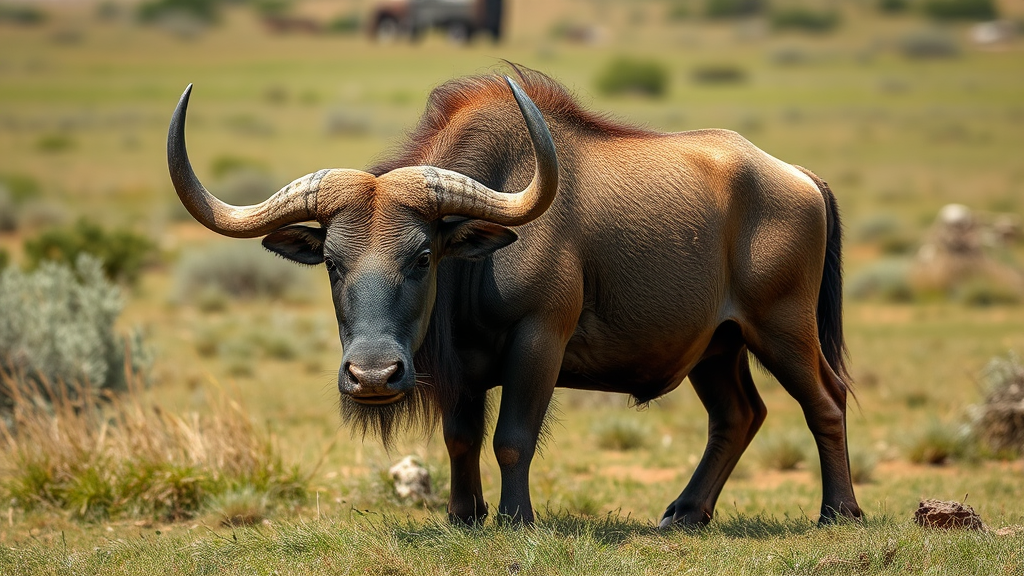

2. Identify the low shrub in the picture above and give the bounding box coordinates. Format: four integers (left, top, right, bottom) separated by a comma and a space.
327, 12, 361, 34
705, 0, 764, 18
692, 64, 747, 85
757, 432, 807, 471
137, 0, 221, 24
849, 447, 877, 484
252, 0, 291, 18
173, 241, 305, 303
0, 186, 16, 232
210, 155, 268, 180
595, 57, 669, 98
878, 0, 909, 13
905, 420, 975, 465
0, 173, 40, 204
971, 353, 1024, 456
955, 277, 1020, 306
900, 28, 960, 59
595, 418, 649, 451
666, 0, 692, 20
0, 372, 307, 521
0, 3, 47, 25
770, 8, 841, 33
923, 0, 997, 20
23, 219, 157, 285
854, 213, 915, 254
0, 255, 150, 398
847, 258, 915, 302
36, 133, 75, 153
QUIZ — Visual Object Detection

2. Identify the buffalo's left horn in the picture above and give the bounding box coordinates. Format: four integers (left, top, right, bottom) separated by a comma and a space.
168, 84, 327, 238
424, 76, 559, 226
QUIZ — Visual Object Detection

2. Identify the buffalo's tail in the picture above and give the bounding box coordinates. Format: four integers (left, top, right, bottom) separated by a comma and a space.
796, 166, 851, 395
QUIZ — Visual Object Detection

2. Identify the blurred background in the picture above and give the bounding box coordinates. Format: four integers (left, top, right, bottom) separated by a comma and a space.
1, 0, 1023, 536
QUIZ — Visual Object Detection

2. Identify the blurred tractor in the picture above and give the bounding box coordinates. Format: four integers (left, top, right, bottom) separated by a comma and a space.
369, 0, 503, 43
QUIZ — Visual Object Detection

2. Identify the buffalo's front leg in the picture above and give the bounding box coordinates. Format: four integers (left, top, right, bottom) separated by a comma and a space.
443, 391, 489, 525
491, 321, 566, 524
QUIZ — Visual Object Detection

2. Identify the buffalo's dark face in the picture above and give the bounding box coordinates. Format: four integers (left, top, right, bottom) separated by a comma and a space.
262, 204, 516, 406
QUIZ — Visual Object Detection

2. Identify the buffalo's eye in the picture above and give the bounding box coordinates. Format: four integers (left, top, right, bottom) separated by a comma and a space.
324, 257, 337, 271
415, 250, 431, 269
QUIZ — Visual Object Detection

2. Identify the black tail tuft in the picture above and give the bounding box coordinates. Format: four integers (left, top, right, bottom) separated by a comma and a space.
796, 166, 851, 391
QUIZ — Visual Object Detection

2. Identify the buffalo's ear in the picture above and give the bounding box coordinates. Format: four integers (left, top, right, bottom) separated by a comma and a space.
262, 224, 327, 265
440, 219, 518, 261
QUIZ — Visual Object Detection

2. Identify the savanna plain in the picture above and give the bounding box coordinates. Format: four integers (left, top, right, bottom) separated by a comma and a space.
0, 0, 1023, 573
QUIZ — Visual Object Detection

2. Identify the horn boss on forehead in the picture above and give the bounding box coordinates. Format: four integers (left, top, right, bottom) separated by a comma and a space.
167, 77, 558, 234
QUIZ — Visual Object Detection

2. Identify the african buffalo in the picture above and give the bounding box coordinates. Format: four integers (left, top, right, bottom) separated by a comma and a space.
167, 67, 863, 527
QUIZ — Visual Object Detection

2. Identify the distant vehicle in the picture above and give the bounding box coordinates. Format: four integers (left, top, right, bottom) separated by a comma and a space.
369, 0, 503, 43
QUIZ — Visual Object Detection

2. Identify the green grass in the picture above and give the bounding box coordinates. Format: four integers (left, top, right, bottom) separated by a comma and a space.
2, 513, 1022, 575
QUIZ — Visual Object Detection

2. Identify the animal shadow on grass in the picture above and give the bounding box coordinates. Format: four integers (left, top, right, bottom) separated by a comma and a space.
388, 509, 818, 546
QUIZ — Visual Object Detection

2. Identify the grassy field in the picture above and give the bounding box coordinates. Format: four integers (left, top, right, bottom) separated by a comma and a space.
1, 0, 1024, 573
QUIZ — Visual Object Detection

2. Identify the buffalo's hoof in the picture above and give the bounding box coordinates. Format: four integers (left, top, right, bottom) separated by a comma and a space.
448, 501, 488, 526
659, 502, 713, 530
817, 504, 864, 526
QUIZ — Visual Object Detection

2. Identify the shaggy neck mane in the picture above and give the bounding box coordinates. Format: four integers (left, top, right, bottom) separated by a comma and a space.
368, 65, 656, 176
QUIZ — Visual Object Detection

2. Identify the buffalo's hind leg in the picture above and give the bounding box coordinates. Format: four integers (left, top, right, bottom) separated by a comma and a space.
661, 326, 767, 528
443, 391, 489, 525
747, 311, 863, 524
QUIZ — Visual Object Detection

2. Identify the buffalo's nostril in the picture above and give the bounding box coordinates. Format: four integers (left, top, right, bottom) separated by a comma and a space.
388, 361, 405, 384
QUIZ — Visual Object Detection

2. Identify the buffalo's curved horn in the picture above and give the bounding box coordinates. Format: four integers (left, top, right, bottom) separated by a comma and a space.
168, 84, 324, 238
425, 76, 559, 226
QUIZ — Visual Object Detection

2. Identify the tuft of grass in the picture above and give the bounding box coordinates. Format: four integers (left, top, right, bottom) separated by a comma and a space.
327, 12, 361, 34
955, 278, 1021, 306
854, 213, 916, 255
594, 418, 649, 451
972, 353, 1024, 456
210, 155, 268, 180
0, 371, 307, 521
757, 433, 807, 471
691, 63, 747, 85
137, 0, 221, 24
878, 0, 909, 13
595, 57, 669, 98
212, 487, 269, 527
0, 3, 48, 25
564, 489, 604, 516
770, 8, 841, 33
905, 420, 975, 465
900, 28, 960, 59
847, 258, 915, 302
35, 133, 75, 153
923, 0, 997, 20
0, 173, 41, 204
0, 186, 16, 232
705, 0, 764, 18
849, 447, 877, 484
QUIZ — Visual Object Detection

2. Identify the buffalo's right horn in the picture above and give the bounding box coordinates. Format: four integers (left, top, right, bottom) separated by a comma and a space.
168, 85, 367, 238
423, 76, 559, 226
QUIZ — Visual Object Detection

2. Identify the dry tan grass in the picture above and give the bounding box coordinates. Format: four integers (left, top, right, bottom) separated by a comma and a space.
0, 368, 306, 521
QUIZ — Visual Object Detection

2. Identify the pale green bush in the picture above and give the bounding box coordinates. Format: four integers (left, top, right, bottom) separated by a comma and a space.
173, 242, 305, 303
0, 255, 149, 396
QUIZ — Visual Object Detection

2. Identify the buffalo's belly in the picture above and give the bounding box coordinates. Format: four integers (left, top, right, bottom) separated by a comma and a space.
558, 321, 714, 401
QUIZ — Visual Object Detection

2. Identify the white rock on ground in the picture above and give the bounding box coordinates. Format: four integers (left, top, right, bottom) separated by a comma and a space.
389, 456, 431, 502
